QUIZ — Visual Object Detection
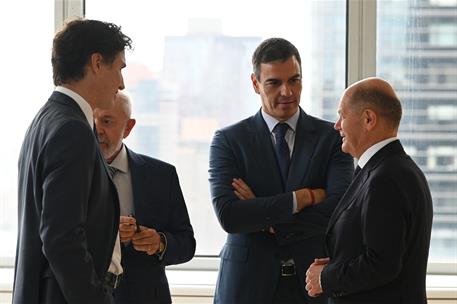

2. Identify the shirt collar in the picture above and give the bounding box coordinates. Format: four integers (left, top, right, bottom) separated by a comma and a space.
55, 86, 94, 129
357, 137, 398, 169
109, 144, 129, 174
261, 108, 300, 133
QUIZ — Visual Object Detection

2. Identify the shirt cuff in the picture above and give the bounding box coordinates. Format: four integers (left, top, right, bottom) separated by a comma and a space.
319, 271, 322, 291
292, 191, 298, 213
156, 232, 167, 260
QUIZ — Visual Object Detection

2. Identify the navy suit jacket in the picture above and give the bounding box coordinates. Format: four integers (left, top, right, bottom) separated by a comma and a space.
113, 148, 196, 304
209, 108, 354, 303
13, 91, 119, 304
322, 140, 433, 304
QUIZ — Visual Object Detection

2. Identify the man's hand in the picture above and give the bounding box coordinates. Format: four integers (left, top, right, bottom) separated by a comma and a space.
232, 178, 255, 200
305, 257, 330, 297
119, 216, 137, 243
296, 188, 326, 211
131, 226, 161, 255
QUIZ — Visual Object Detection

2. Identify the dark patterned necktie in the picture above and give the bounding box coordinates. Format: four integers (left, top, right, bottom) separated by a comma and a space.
108, 165, 119, 178
273, 123, 290, 184
353, 165, 361, 178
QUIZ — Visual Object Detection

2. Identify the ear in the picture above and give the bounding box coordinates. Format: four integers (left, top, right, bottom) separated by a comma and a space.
363, 109, 377, 131
251, 73, 260, 94
123, 118, 136, 138
89, 53, 104, 74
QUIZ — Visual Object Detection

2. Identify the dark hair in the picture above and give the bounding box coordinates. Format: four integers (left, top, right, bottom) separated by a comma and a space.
52, 19, 133, 86
252, 38, 301, 80
351, 86, 402, 129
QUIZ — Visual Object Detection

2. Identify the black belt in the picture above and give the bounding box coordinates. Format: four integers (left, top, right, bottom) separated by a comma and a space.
105, 272, 123, 289
280, 260, 296, 277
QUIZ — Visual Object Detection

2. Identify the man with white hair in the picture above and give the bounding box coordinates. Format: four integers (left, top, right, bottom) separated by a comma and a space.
94, 92, 196, 304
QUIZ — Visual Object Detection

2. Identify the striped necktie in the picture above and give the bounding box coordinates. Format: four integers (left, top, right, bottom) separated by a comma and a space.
108, 165, 119, 178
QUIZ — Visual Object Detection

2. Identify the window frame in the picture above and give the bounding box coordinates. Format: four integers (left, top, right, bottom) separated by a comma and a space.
2, 0, 451, 276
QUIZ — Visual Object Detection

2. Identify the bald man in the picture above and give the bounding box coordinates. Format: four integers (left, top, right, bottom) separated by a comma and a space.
94, 92, 195, 304
305, 77, 433, 303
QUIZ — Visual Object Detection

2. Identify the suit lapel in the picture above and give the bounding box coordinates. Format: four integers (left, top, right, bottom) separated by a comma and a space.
326, 170, 369, 232
126, 147, 145, 217
286, 109, 317, 191
251, 111, 284, 191
326, 140, 405, 232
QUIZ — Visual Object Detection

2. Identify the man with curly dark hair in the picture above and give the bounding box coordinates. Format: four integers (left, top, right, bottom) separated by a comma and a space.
13, 18, 132, 304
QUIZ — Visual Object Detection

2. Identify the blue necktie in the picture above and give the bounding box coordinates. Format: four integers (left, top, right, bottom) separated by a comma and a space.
273, 123, 290, 185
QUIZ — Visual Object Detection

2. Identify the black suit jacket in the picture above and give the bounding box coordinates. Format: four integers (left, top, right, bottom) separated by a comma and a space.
13, 91, 119, 304
113, 148, 196, 304
209, 108, 354, 303
322, 140, 433, 304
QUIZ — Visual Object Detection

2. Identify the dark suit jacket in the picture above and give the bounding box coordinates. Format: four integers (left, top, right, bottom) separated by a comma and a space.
322, 140, 433, 304
209, 108, 354, 304
113, 148, 196, 304
13, 91, 119, 304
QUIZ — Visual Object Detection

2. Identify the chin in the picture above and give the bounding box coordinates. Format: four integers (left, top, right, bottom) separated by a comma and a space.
341, 144, 349, 154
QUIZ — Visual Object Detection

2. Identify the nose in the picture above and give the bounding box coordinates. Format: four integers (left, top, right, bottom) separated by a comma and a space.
119, 75, 125, 91
280, 83, 292, 96
334, 117, 341, 130
94, 122, 104, 135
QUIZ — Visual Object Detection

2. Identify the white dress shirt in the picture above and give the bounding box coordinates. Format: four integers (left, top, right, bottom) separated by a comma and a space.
109, 144, 135, 216
261, 109, 300, 213
106, 144, 135, 275
55, 86, 94, 129
357, 137, 398, 169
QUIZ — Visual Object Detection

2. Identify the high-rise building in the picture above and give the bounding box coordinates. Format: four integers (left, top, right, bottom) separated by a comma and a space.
119, 19, 318, 254
312, 0, 457, 261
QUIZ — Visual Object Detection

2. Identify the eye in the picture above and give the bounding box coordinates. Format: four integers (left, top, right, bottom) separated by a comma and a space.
293, 78, 301, 83
265, 79, 279, 86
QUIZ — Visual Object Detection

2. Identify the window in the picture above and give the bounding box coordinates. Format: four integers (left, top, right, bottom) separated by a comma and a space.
0, 1, 55, 266
85, 0, 347, 255
1, 0, 454, 287
430, 23, 457, 47
377, 0, 457, 263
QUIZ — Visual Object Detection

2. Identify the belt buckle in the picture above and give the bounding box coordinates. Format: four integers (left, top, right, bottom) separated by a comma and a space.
280, 260, 296, 277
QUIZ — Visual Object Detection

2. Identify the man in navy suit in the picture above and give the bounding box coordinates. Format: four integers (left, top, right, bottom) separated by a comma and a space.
209, 38, 354, 304
13, 19, 132, 304
94, 91, 196, 304
305, 77, 433, 303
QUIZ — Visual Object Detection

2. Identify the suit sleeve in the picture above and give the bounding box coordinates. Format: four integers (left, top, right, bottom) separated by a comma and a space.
305, 135, 354, 217
39, 122, 111, 304
209, 129, 294, 233
273, 132, 353, 245
321, 177, 408, 297
160, 167, 196, 265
